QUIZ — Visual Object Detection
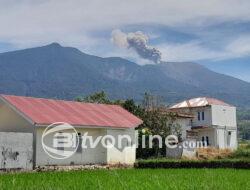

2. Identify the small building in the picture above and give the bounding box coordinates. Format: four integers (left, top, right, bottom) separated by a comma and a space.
170, 97, 238, 150
0, 95, 142, 168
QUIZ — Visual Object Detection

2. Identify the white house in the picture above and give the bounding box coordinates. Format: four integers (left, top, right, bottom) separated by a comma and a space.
170, 97, 238, 150
0, 95, 142, 168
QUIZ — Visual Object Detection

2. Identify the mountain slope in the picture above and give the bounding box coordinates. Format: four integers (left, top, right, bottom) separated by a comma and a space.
0, 43, 250, 107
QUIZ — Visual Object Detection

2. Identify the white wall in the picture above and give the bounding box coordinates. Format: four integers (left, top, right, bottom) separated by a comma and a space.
197, 128, 216, 147
191, 107, 212, 127
106, 128, 136, 164
36, 127, 136, 166
0, 132, 33, 170
173, 104, 237, 150
216, 128, 225, 148
211, 105, 237, 127
228, 130, 237, 149
36, 127, 107, 166
175, 105, 237, 128
216, 128, 237, 149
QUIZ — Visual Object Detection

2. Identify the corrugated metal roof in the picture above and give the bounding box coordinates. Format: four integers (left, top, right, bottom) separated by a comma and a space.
1, 95, 143, 128
170, 97, 233, 109
157, 108, 195, 118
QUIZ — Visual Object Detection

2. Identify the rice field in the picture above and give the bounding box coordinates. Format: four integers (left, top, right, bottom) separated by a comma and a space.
0, 169, 249, 190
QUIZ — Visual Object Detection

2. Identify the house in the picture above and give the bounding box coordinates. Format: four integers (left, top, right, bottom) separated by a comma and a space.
170, 97, 238, 150
0, 95, 142, 168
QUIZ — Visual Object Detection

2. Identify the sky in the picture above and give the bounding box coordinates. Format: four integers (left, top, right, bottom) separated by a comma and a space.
0, 0, 250, 82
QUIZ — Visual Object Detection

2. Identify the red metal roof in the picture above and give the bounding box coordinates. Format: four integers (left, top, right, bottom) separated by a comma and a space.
1, 95, 143, 128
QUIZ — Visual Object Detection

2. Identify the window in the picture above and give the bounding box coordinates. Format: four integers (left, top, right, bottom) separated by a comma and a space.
202, 111, 205, 120
198, 111, 205, 121
202, 136, 209, 146
206, 136, 209, 146
77, 133, 82, 153
227, 131, 232, 147
57, 132, 64, 151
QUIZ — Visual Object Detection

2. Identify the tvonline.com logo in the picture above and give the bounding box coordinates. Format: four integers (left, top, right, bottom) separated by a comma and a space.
42, 122, 80, 160
42, 122, 207, 160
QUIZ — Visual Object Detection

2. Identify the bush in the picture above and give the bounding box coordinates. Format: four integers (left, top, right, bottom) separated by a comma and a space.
231, 146, 250, 159
135, 159, 250, 169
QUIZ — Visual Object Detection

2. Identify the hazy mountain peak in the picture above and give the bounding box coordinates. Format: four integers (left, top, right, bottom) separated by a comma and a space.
0, 44, 250, 107
47, 42, 62, 48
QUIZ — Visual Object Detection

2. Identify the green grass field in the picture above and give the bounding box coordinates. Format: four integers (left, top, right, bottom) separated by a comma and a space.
0, 169, 249, 190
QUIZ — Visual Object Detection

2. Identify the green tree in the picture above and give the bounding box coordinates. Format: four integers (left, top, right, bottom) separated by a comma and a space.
75, 91, 179, 158
136, 109, 178, 158
75, 91, 112, 104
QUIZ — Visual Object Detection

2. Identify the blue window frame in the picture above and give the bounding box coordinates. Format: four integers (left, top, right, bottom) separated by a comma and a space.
198, 112, 201, 121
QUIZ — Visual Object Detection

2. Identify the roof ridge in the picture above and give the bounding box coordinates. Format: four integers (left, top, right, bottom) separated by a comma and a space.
0, 94, 143, 128
170, 96, 234, 109
0, 94, 121, 107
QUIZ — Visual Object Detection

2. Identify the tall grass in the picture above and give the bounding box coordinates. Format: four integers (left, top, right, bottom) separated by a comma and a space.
0, 169, 249, 190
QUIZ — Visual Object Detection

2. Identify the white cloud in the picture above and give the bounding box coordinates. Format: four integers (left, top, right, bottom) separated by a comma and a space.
157, 42, 222, 62
1, 0, 250, 64
226, 35, 250, 57
153, 34, 250, 62
1, 0, 250, 49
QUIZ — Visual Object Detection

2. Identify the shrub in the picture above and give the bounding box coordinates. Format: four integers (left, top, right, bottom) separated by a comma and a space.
135, 159, 250, 169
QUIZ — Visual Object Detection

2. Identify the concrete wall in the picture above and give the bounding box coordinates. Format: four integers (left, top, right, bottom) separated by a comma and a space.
190, 107, 212, 127
36, 127, 136, 166
215, 128, 237, 149
0, 99, 33, 133
36, 127, 107, 166
211, 105, 237, 127
196, 128, 216, 147
175, 104, 238, 150
0, 132, 33, 170
176, 105, 237, 128
106, 128, 136, 165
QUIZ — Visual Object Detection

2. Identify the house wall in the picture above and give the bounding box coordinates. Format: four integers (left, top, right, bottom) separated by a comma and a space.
211, 105, 237, 127
190, 107, 212, 127
36, 127, 136, 166
197, 128, 216, 147
0, 99, 33, 133
178, 105, 237, 128
35, 127, 107, 166
0, 132, 33, 170
216, 128, 237, 149
106, 128, 136, 164
174, 104, 238, 150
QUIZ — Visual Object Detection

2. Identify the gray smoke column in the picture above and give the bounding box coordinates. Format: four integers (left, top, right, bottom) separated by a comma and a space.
111, 29, 162, 63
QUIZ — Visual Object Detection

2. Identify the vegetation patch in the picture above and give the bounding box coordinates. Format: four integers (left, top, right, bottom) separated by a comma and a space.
229, 143, 250, 160
0, 169, 249, 190
136, 159, 250, 169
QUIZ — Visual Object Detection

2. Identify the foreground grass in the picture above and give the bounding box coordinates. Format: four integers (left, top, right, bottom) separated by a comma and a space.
0, 169, 249, 190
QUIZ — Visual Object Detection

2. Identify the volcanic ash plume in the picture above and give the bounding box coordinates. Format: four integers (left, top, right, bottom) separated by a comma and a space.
111, 29, 162, 63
